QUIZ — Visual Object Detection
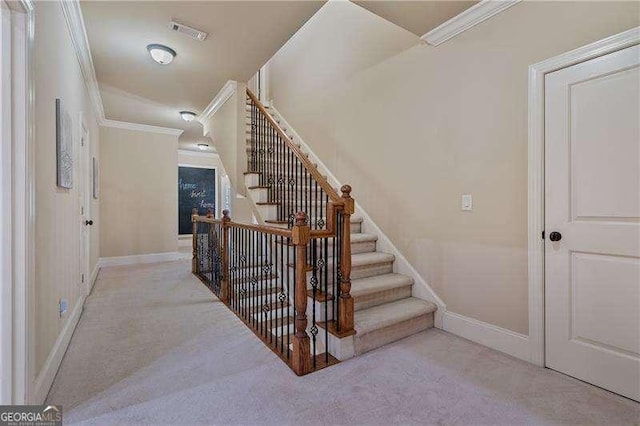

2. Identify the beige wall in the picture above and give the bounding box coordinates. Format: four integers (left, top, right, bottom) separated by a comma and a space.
99, 127, 178, 257
268, 1, 639, 334
33, 1, 101, 377
202, 85, 247, 195
201, 84, 254, 223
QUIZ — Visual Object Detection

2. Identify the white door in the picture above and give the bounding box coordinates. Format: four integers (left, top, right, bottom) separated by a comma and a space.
545, 44, 640, 401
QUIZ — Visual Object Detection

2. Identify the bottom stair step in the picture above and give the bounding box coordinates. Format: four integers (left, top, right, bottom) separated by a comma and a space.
354, 298, 437, 356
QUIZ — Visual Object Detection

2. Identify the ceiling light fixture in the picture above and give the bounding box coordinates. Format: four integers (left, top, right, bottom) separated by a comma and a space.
180, 111, 196, 122
197, 143, 209, 151
146, 44, 176, 65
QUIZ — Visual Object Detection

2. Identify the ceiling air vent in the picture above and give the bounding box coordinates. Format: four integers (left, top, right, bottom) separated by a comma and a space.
168, 20, 208, 41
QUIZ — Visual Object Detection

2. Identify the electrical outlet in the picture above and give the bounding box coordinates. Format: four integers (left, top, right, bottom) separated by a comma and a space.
59, 299, 68, 317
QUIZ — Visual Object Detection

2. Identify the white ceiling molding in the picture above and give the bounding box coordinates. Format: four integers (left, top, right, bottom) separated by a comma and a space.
421, 0, 522, 46
60, 0, 184, 136
59, 0, 105, 121
197, 80, 237, 124
178, 149, 218, 158
102, 119, 183, 136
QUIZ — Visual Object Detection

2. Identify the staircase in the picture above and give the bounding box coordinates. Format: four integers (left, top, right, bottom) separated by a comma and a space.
191, 89, 436, 375
242, 90, 436, 358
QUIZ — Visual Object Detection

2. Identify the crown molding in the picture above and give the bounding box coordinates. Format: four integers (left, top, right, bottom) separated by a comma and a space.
178, 149, 218, 158
59, 0, 105, 120
101, 119, 183, 136
421, 0, 521, 46
60, 0, 187, 136
197, 80, 237, 124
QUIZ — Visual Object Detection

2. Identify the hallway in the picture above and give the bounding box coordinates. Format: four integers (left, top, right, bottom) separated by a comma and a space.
46, 261, 639, 425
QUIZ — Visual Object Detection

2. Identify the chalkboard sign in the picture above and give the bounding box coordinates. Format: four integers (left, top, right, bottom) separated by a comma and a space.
178, 167, 216, 235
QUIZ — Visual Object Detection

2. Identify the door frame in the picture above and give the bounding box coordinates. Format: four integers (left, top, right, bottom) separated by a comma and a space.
527, 26, 639, 366
79, 115, 91, 294
0, 0, 34, 404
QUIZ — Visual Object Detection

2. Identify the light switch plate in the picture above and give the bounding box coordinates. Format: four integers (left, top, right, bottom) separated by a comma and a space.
461, 194, 472, 211
59, 299, 68, 317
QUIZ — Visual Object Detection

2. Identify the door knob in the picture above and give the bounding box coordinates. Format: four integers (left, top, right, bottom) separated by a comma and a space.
85, 220, 94, 226
549, 231, 562, 242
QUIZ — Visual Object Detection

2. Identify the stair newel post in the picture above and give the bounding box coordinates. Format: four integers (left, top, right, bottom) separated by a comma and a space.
220, 210, 231, 303
339, 185, 355, 333
291, 211, 312, 375
191, 208, 199, 274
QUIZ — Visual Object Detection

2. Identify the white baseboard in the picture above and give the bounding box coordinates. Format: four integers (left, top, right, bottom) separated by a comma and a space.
88, 262, 100, 293
269, 103, 446, 327
99, 251, 182, 267
442, 311, 529, 362
33, 294, 86, 404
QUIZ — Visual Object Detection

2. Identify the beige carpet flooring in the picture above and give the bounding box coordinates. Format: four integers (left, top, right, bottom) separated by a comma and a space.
46, 260, 640, 425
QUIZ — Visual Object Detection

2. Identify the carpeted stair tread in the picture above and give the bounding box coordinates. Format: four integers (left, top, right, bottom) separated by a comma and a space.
355, 298, 436, 335
351, 251, 394, 267
350, 273, 413, 298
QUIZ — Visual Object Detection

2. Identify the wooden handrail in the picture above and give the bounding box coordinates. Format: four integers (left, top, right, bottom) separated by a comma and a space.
246, 88, 344, 206
193, 214, 293, 238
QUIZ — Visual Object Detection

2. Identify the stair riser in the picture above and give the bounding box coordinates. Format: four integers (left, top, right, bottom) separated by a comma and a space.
245, 160, 318, 169
354, 285, 412, 312
354, 313, 434, 356
276, 238, 376, 255
265, 221, 361, 234
251, 306, 293, 321
230, 277, 279, 291
256, 203, 278, 220
292, 259, 393, 286
247, 187, 268, 203
246, 129, 288, 136
245, 173, 329, 187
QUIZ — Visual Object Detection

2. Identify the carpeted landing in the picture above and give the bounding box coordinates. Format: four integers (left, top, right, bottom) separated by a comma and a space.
46, 260, 640, 425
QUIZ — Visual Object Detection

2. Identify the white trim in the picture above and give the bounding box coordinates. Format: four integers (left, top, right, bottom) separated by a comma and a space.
442, 311, 530, 362
88, 262, 100, 294
268, 103, 446, 327
101, 119, 183, 136
421, 0, 521, 46
178, 163, 216, 169
99, 251, 183, 267
527, 27, 639, 366
59, 0, 104, 121
0, 0, 14, 404
178, 149, 218, 158
33, 294, 85, 404
197, 80, 237, 124
1, 0, 34, 405
258, 63, 269, 105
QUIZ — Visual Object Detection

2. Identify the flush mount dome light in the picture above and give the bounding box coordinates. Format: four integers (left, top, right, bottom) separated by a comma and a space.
180, 111, 196, 122
146, 44, 176, 65
197, 143, 209, 151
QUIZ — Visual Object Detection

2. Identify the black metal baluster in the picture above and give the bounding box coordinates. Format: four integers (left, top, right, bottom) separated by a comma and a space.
279, 235, 284, 355
253, 229, 258, 329
324, 234, 329, 363
311, 239, 318, 369
269, 233, 274, 345
242, 228, 247, 321
291, 235, 296, 360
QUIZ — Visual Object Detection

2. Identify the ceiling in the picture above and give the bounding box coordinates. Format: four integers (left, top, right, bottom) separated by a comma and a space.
80, 1, 325, 151
353, 1, 477, 37
81, 1, 475, 152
